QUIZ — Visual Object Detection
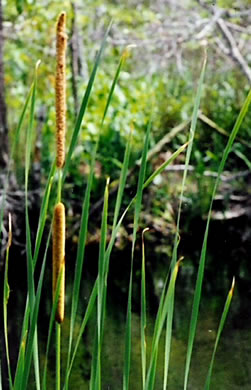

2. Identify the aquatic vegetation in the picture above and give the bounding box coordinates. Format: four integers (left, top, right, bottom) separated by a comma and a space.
1, 11, 251, 390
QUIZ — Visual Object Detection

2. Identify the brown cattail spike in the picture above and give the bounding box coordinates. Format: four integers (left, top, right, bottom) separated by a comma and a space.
52, 202, 65, 323
55, 11, 67, 168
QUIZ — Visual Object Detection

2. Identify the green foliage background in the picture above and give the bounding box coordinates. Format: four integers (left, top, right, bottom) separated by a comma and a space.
3, 0, 251, 220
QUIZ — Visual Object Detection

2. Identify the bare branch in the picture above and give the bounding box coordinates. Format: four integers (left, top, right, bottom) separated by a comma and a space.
225, 21, 251, 35
217, 17, 251, 83
195, 8, 224, 40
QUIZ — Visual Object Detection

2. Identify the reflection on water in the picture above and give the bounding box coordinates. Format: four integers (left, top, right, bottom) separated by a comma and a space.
40, 261, 251, 390
4, 228, 251, 390
100, 285, 251, 390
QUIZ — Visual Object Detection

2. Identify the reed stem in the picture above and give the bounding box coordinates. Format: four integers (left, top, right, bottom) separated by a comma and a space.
56, 323, 61, 390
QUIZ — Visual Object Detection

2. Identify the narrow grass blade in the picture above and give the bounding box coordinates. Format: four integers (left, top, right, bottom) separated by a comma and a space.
103, 124, 133, 285
20, 232, 49, 390
66, 144, 97, 370
184, 88, 251, 390
56, 323, 61, 390
171, 53, 207, 270
152, 262, 179, 352
65, 47, 128, 390
24, 61, 40, 308
68, 42, 127, 334
3, 214, 13, 390
162, 262, 184, 390
143, 142, 189, 189
98, 125, 134, 357
96, 178, 110, 390
105, 141, 189, 266
65, 122, 132, 385
98, 144, 189, 358
63, 138, 188, 388
145, 261, 180, 390
65, 279, 98, 387
33, 161, 56, 267
204, 278, 235, 390
89, 179, 110, 390
123, 272, 132, 390
123, 118, 151, 390
13, 331, 28, 389
233, 149, 251, 170
42, 232, 67, 390
13, 61, 41, 390
65, 137, 187, 387
100, 46, 130, 128
0, 83, 33, 253
62, 21, 112, 183
25, 61, 40, 192
89, 326, 99, 390
163, 310, 173, 390
24, 61, 41, 390
132, 118, 151, 249
14, 164, 54, 390
111, 123, 133, 231
141, 228, 149, 389
163, 267, 178, 390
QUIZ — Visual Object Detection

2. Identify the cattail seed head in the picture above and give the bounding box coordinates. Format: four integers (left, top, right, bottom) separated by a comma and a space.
52, 202, 65, 323
55, 11, 67, 168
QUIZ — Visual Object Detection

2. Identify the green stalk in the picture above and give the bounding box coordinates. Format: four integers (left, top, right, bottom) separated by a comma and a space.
26, 60, 41, 390
65, 123, 133, 384
204, 278, 235, 390
0, 84, 33, 246
19, 223, 49, 390
14, 160, 54, 388
66, 279, 98, 386
42, 246, 65, 390
145, 261, 181, 390
163, 281, 175, 390
33, 162, 55, 267
65, 46, 128, 390
96, 178, 110, 390
3, 214, 13, 390
123, 118, 151, 390
141, 228, 149, 389
14, 60, 40, 390
65, 141, 188, 383
171, 53, 207, 271
184, 88, 251, 390
62, 21, 112, 184
89, 178, 110, 390
56, 324, 61, 390
57, 169, 62, 203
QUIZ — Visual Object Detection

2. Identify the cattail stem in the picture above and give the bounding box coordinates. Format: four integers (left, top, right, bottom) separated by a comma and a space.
52, 202, 65, 324
56, 323, 61, 390
57, 169, 62, 203
56, 11, 67, 168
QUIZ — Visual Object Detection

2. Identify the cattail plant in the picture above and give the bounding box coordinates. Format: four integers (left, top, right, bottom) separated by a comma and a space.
53, 11, 67, 325
55, 11, 67, 168
52, 201, 65, 324
2, 9, 249, 389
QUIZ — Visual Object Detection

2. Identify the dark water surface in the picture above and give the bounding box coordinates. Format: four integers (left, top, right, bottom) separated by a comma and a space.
3, 216, 251, 390
45, 248, 251, 390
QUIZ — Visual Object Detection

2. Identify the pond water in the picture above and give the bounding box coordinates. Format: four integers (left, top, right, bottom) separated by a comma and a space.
55, 265, 251, 390
2, 216, 251, 390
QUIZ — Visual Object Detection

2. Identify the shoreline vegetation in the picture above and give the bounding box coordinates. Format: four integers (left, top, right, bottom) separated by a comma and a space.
1, 7, 251, 390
